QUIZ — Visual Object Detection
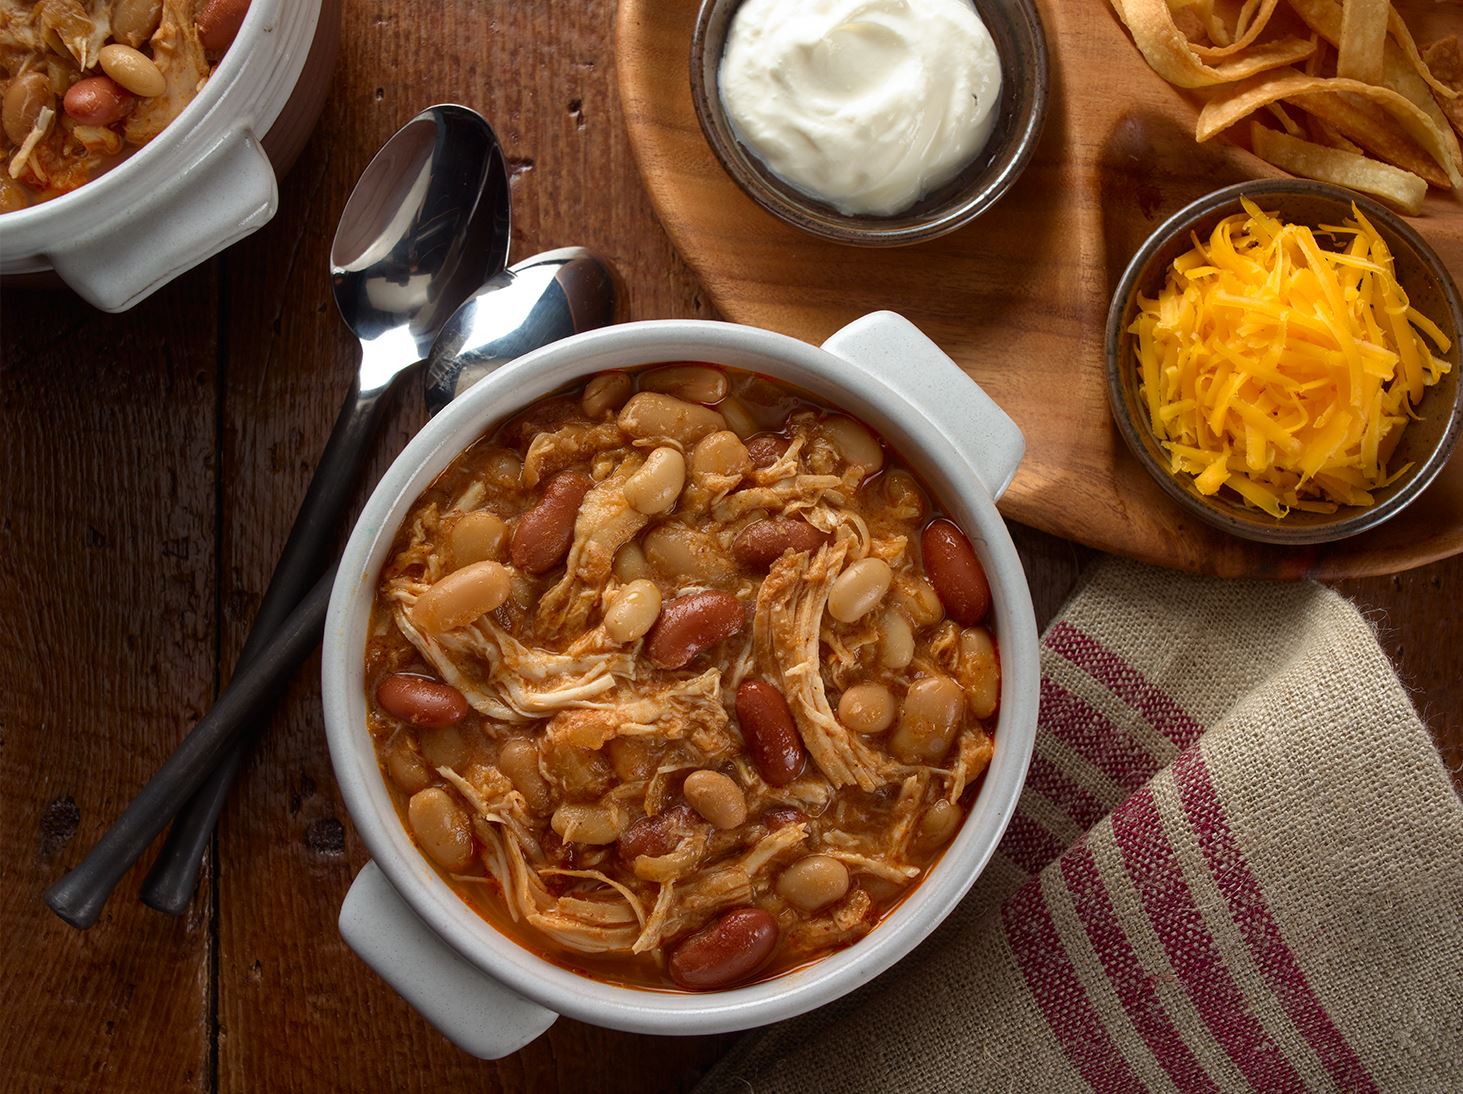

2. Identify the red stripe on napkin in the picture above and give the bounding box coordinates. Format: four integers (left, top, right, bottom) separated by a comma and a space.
1046, 622, 1205, 748
1025, 754, 1109, 831
1003, 877, 1148, 1093
1061, 844, 1220, 1094
1173, 748, 1378, 1093
999, 812, 1068, 876
1040, 679, 1158, 793
1111, 787, 1306, 1092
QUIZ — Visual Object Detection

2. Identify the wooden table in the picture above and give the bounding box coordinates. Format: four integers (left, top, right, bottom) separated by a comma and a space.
3, 3, 1459, 1090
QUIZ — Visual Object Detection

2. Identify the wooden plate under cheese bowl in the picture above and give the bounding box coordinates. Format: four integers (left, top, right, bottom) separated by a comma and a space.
614, 0, 1463, 579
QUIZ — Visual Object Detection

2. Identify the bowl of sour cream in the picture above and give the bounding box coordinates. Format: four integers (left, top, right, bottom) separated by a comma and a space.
691, 0, 1048, 246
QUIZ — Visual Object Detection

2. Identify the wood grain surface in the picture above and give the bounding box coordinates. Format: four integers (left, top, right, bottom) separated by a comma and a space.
615, 0, 1463, 580
1, 2, 1458, 1091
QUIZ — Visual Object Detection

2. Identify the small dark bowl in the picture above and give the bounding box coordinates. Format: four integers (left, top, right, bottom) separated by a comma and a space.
1106, 179, 1463, 545
690, 0, 1049, 247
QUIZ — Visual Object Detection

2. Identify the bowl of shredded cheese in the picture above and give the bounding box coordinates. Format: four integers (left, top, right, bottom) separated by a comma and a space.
1106, 179, 1461, 545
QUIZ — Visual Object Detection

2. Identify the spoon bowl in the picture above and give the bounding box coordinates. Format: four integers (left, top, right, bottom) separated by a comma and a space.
424, 247, 621, 415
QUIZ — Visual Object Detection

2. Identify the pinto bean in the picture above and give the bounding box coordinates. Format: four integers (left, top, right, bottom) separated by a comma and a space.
618, 392, 726, 446
408, 788, 475, 870
776, 855, 849, 911
690, 430, 752, 479
668, 907, 779, 990
510, 470, 593, 574
376, 673, 468, 727
604, 578, 663, 643
197, 0, 250, 55
644, 590, 745, 669
410, 560, 511, 633
889, 675, 965, 763
827, 557, 892, 623
623, 446, 686, 514
99, 44, 166, 97
3, 72, 52, 145
745, 434, 789, 468
580, 371, 633, 418
735, 679, 806, 787
62, 77, 134, 126
639, 364, 729, 405
819, 415, 884, 475
921, 519, 990, 626
683, 770, 747, 830
111, 0, 163, 47
731, 518, 829, 570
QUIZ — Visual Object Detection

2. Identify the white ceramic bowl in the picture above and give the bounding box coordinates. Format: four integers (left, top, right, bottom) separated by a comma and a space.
323, 311, 1040, 1058
0, 0, 337, 312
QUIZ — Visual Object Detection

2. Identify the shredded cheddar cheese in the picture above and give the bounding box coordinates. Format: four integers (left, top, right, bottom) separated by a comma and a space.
1130, 197, 1453, 517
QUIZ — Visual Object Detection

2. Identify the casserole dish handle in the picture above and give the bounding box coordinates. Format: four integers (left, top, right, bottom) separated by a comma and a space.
47, 125, 278, 313
821, 311, 1025, 501
340, 861, 558, 1058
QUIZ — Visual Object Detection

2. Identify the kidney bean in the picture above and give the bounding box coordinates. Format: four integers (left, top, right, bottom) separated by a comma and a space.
745, 434, 789, 468
644, 590, 744, 669
618, 803, 698, 861
735, 679, 806, 787
510, 470, 593, 574
668, 907, 779, 990
921, 519, 991, 626
761, 805, 807, 830
731, 517, 829, 570
376, 673, 468, 727
62, 77, 134, 126
197, 0, 250, 55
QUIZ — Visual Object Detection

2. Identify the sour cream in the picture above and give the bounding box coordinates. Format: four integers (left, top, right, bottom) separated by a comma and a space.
719, 0, 1003, 217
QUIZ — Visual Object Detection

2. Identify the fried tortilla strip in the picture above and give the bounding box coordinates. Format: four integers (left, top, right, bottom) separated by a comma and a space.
1250, 122, 1428, 212
1283, 0, 1462, 172
1337, 0, 1388, 84
1197, 70, 1463, 187
1423, 36, 1463, 140
1192, 0, 1284, 60
1109, 0, 1316, 88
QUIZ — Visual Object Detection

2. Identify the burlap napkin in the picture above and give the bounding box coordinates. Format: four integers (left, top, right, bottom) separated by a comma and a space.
700, 558, 1463, 1092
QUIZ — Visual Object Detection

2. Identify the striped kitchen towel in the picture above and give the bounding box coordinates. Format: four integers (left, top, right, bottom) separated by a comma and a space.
699, 558, 1463, 1092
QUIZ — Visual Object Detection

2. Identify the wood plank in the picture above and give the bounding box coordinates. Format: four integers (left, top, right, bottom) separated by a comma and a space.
0, 273, 218, 1089
212, 2, 729, 1090
614, 0, 1463, 580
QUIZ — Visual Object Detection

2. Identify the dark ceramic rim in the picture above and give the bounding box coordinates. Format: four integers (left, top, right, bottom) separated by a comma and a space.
689, 0, 1049, 247
1105, 179, 1463, 545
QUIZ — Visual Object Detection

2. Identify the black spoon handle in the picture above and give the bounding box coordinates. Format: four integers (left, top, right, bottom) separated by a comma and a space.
44, 565, 336, 929
132, 376, 392, 917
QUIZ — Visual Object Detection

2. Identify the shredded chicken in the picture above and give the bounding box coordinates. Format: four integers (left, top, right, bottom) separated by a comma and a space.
754, 541, 893, 792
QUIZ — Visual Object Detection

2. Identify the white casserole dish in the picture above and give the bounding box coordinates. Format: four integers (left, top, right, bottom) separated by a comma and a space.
322, 311, 1039, 1058
0, 0, 337, 312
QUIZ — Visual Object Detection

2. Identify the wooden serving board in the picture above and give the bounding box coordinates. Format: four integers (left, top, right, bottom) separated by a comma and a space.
614, 0, 1463, 579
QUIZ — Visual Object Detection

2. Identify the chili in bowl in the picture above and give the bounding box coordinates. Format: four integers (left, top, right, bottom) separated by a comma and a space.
323, 312, 1039, 1057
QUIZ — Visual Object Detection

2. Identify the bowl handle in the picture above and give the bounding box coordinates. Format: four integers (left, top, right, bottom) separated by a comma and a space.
820, 311, 1025, 501
339, 861, 558, 1058
47, 125, 278, 313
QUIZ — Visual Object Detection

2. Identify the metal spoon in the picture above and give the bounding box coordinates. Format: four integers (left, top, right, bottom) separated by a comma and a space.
43, 245, 617, 930
424, 247, 621, 414
45, 105, 510, 928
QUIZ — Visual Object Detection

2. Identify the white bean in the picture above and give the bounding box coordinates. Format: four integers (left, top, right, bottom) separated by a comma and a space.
828, 557, 893, 623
